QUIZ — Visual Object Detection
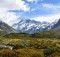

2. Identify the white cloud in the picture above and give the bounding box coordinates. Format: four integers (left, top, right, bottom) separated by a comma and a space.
0, 9, 19, 26
0, 0, 30, 25
31, 14, 60, 23
27, 0, 43, 3
27, 0, 43, 2
42, 3, 60, 11
16, 0, 30, 12
27, 0, 38, 2
0, 0, 30, 11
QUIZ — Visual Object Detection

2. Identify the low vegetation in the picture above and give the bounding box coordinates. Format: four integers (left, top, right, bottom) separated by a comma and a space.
0, 31, 60, 57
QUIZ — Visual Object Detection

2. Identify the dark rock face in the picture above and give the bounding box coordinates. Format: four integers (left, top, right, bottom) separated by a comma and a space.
52, 19, 60, 29
0, 21, 16, 33
51, 19, 60, 35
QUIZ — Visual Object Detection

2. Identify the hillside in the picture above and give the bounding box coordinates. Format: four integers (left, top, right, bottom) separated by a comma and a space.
3, 31, 59, 38
51, 19, 60, 35
0, 21, 17, 37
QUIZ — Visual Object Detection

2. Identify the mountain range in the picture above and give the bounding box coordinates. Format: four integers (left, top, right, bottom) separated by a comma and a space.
0, 18, 60, 35
12, 19, 50, 34
12, 19, 60, 34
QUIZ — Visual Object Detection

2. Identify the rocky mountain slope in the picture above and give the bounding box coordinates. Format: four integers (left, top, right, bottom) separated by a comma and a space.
0, 20, 16, 34
12, 19, 50, 34
51, 19, 60, 35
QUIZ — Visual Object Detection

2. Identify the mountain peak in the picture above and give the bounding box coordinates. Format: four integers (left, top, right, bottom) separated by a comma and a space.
12, 19, 50, 34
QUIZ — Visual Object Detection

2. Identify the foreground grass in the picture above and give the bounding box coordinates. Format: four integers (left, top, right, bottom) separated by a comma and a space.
0, 37, 60, 57
0, 49, 44, 57
0, 38, 60, 46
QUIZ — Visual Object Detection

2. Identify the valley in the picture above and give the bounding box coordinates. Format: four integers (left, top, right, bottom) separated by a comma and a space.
0, 0, 60, 57
0, 19, 60, 57
0, 32, 60, 57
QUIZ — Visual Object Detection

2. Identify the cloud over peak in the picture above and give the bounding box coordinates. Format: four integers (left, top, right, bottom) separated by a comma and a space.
0, 0, 60, 25
31, 14, 60, 23
0, 0, 30, 25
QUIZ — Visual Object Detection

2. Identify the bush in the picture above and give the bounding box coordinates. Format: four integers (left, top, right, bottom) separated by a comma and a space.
0, 49, 44, 57
13, 44, 25, 49
44, 47, 60, 56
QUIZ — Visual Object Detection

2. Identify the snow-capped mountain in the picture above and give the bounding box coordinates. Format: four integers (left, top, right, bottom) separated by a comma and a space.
44, 19, 59, 31
12, 19, 50, 34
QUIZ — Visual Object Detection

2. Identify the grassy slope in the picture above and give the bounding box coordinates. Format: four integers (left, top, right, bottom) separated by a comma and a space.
3, 31, 60, 39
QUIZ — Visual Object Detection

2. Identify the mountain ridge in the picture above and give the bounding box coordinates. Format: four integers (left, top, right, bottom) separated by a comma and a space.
51, 19, 60, 35
0, 20, 17, 35
12, 19, 50, 34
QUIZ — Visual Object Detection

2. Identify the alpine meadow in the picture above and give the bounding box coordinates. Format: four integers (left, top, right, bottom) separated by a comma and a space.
0, 0, 60, 57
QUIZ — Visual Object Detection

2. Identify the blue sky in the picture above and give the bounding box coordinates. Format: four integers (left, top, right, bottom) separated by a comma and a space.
0, 0, 60, 25
9, 0, 60, 18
